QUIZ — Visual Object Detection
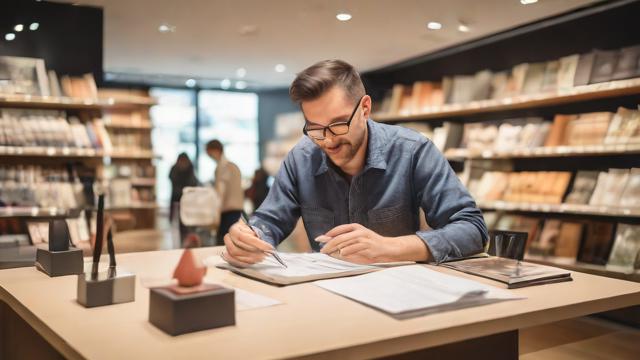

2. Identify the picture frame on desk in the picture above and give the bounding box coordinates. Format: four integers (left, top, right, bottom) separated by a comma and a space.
0, 56, 50, 96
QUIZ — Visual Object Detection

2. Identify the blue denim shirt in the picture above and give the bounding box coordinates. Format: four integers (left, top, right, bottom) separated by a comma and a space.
250, 119, 488, 263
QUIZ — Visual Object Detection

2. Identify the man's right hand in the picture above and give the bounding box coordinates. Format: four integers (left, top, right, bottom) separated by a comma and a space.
222, 220, 275, 267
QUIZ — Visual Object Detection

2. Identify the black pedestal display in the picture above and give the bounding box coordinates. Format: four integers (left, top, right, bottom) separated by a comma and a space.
149, 285, 235, 336
35, 248, 84, 277
34, 219, 84, 277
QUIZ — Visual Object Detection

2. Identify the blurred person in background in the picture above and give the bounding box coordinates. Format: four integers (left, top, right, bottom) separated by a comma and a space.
245, 167, 270, 213
169, 152, 199, 241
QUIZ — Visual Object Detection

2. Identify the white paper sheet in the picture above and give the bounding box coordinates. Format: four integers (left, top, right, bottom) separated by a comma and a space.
234, 288, 282, 311
314, 265, 524, 317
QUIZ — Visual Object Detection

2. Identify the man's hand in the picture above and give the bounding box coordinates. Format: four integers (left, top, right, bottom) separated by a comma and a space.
222, 220, 274, 267
316, 223, 430, 264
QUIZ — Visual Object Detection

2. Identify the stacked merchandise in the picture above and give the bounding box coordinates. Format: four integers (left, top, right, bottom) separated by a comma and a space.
471, 168, 640, 209
470, 171, 571, 204
103, 162, 156, 208
103, 109, 152, 128
374, 44, 640, 117
107, 128, 152, 156
487, 212, 640, 270
0, 165, 88, 209
435, 106, 640, 157
0, 108, 112, 153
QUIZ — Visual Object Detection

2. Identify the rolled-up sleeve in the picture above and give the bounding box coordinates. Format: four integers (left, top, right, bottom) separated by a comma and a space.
250, 152, 301, 246
413, 140, 488, 263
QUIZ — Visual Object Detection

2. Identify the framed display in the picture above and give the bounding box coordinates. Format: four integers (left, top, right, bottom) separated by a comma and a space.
0, 56, 50, 96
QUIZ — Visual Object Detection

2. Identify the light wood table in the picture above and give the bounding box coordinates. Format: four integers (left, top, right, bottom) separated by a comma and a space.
1, 247, 639, 359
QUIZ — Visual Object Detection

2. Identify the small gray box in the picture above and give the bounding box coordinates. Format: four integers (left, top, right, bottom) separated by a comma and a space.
149, 286, 235, 336
35, 248, 84, 277
77, 269, 136, 308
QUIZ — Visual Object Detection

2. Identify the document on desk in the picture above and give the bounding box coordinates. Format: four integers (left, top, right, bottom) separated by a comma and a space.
314, 265, 524, 319
214, 253, 394, 285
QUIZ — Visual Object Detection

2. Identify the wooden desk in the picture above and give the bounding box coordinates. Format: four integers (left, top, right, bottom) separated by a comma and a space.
1, 247, 639, 359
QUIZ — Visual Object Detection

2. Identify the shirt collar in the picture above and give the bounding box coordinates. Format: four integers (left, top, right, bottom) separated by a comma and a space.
313, 119, 388, 176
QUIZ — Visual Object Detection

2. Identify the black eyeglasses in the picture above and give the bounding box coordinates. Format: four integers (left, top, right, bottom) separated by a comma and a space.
303, 96, 364, 140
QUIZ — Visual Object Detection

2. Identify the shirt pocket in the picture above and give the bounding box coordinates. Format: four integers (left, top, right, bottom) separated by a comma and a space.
301, 206, 335, 249
367, 204, 414, 237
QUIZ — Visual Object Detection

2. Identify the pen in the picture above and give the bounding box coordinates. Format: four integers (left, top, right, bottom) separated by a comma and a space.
239, 213, 288, 268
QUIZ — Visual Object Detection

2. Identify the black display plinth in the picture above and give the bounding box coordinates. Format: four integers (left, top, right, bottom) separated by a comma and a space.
35, 248, 84, 277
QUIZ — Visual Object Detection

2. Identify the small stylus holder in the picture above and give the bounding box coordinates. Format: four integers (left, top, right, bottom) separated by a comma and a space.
77, 194, 135, 308
35, 219, 84, 277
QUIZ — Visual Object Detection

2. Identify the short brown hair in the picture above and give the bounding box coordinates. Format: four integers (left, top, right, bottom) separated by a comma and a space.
206, 139, 223, 152
289, 59, 365, 104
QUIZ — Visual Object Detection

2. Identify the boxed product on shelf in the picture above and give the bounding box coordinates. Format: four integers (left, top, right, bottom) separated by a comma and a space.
589, 169, 630, 206
565, 171, 599, 204
578, 221, 615, 265
607, 223, 640, 269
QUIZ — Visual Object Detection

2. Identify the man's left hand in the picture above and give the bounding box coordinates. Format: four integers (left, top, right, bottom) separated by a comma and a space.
315, 223, 430, 264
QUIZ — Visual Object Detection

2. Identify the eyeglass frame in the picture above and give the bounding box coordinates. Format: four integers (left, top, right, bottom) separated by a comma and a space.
302, 95, 365, 140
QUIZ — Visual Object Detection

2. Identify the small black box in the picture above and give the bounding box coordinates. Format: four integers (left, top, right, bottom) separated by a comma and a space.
149, 285, 235, 336
35, 248, 84, 277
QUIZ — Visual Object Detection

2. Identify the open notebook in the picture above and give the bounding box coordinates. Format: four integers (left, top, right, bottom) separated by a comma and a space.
213, 253, 412, 285
441, 257, 572, 288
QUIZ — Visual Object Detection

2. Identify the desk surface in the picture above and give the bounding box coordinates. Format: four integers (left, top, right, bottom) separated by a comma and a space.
1, 247, 639, 360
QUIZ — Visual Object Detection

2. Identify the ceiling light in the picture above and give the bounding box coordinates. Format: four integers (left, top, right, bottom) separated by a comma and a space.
158, 23, 175, 33
29, 23, 39, 31
235, 81, 247, 90
5, 33, 16, 41
427, 21, 442, 30
457, 24, 470, 33
275, 64, 286, 73
220, 78, 231, 90
14, 24, 24, 32
520, 0, 538, 4
336, 13, 352, 21
236, 68, 247, 78
185, 79, 196, 88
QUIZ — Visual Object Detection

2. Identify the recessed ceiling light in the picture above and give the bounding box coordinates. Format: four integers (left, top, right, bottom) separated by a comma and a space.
14, 24, 24, 32
427, 21, 442, 30
220, 78, 231, 90
5, 33, 16, 41
336, 13, 352, 21
29, 23, 39, 31
457, 24, 470, 33
158, 23, 176, 33
275, 64, 286, 73
236, 68, 247, 78
235, 81, 247, 90
185, 79, 196, 88
520, 0, 538, 4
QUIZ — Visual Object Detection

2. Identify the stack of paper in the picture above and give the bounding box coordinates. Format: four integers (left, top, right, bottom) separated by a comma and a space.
314, 265, 523, 319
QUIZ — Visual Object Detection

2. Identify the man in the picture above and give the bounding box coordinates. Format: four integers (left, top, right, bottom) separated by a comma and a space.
206, 140, 244, 244
223, 60, 487, 266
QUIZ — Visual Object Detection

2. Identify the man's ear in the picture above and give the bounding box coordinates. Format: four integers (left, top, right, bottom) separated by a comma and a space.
362, 95, 372, 119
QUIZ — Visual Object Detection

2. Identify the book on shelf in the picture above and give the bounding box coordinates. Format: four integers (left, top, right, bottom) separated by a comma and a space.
573, 52, 596, 86
557, 54, 580, 90
490, 71, 510, 99
578, 221, 615, 265
441, 257, 572, 289
495, 215, 540, 248
521, 62, 547, 95
60, 73, 98, 99
589, 49, 619, 84
529, 219, 561, 256
563, 112, 613, 146
565, 171, 599, 204
620, 168, 640, 208
431, 122, 463, 152
541, 60, 560, 93
607, 223, 640, 269
509, 63, 529, 96
612, 45, 640, 80
544, 114, 576, 147
555, 222, 585, 259
589, 169, 630, 206
47, 70, 62, 97
449, 75, 476, 104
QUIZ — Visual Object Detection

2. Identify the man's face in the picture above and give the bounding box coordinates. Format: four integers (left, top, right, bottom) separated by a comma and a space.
301, 86, 370, 169
207, 149, 221, 162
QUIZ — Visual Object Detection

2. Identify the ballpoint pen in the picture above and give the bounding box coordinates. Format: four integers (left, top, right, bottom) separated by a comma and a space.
239, 213, 288, 268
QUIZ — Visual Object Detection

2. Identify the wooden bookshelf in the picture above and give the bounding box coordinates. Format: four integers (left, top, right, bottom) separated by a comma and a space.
525, 255, 640, 283
373, 77, 640, 123
109, 151, 158, 160
445, 144, 640, 160
0, 146, 104, 158
477, 200, 640, 219
0, 94, 156, 111
0, 207, 82, 219
104, 123, 153, 130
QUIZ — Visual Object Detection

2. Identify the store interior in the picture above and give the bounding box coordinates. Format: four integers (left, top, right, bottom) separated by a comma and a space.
1, 0, 640, 358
